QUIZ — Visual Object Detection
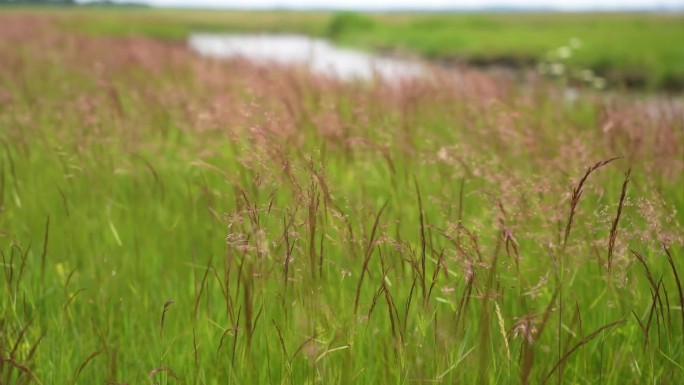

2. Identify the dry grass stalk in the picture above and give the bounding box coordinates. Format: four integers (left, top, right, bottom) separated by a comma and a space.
562, 157, 620, 251
454, 272, 475, 336
307, 179, 321, 280
40, 216, 49, 287
425, 249, 446, 308
495, 301, 511, 362
542, 318, 625, 384
607, 168, 631, 273
414, 178, 428, 303
353, 202, 388, 315
160, 300, 175, 340
663, 244, 684, 334
519, 288, 559, 384
632, 249, 670, 335
194, 255, 213, 320
402, 276, 418, 338
0, 357, 42, 384
147, 366, 179, 384
70, 350, 102, 385
644, 284, 660, 345
9, 319, 34, 359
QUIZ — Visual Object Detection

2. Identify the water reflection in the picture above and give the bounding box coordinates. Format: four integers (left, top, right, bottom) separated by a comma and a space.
188, 33, 424, 81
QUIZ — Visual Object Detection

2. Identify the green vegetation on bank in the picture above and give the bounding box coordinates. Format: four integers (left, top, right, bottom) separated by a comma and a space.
8, 8, 683, 91
0, 0, 75, 4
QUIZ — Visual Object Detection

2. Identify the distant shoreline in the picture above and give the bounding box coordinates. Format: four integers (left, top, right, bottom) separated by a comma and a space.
2, 2, 683, 13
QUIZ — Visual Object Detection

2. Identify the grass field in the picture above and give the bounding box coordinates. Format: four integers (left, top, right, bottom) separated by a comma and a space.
10, 7, 684, 91
1, 10, 683, 385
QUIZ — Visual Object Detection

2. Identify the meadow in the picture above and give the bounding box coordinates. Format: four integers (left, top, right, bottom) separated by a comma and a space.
0, 9, 683, 385
23, 8, 684, 91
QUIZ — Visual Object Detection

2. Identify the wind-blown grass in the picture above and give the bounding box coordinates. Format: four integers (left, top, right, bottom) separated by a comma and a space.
0, 13, 682, 384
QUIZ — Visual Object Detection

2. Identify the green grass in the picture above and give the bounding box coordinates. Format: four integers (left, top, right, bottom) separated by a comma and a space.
337, 12, 684, 90
10, 7, 684, 91
0, 12, 683, 385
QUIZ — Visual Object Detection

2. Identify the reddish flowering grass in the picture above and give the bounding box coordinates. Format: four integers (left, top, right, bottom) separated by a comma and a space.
0, 13, 682, 384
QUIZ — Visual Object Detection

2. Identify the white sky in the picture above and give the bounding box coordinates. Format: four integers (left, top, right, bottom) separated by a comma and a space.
103, 0, 684, 10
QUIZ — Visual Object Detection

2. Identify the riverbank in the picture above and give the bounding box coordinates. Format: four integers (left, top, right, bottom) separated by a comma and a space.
4, 7, 683, 91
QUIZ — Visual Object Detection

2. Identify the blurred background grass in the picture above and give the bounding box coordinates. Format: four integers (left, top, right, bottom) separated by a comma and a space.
14, 8, 681, 91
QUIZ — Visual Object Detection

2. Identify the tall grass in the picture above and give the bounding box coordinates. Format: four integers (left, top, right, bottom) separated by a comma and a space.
0, 13, 682, 384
